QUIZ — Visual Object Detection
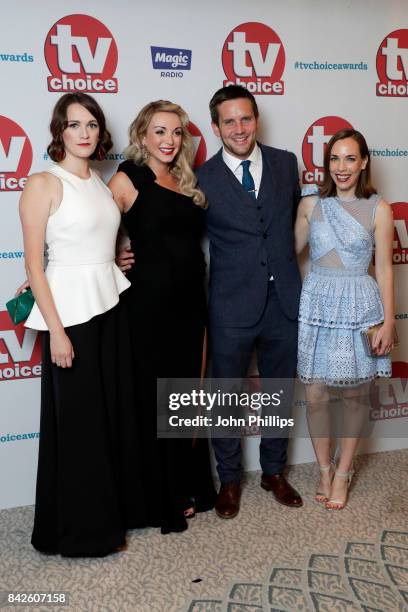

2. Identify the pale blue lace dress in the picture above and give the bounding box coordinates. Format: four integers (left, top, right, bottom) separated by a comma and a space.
298, 186, 391, 386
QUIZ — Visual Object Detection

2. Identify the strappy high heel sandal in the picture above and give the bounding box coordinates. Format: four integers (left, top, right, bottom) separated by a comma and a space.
315, 462, 335, 503
325, 466, 354, 510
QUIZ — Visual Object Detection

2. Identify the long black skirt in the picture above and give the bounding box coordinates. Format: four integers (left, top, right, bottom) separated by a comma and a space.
123, 289, 216, 535
31, 294, 139, 557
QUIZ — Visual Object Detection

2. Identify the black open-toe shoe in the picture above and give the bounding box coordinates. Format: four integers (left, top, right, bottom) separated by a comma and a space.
183, 497, 196, 518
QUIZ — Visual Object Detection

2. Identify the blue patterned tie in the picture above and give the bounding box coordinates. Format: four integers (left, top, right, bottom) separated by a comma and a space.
241, 160, 256, 199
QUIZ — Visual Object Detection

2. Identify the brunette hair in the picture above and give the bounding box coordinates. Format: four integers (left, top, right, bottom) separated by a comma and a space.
124, 100, 206, 207
319, 129, 376, 199
47, 93, 113, 162
209, 85, 259, 125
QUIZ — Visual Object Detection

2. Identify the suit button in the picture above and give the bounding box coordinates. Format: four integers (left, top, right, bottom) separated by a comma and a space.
260, 218, 264, 223
263, 233, 267, 239
257, 206, 262, 210
261, 261, 266, 266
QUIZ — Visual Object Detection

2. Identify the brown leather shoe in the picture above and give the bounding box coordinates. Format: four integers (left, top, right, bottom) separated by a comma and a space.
215, 482, 241, 519
261, 474, 303, 507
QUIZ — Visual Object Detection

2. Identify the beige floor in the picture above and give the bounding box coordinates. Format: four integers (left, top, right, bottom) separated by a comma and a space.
0, 449, 407, 612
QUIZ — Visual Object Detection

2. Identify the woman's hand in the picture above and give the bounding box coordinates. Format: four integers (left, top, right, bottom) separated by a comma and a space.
50, 329, 75, 368
372, 321, 397, 356
15, 279, 30, 297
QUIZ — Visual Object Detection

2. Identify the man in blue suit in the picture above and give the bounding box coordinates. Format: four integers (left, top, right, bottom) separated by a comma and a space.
197, 85, 303, 518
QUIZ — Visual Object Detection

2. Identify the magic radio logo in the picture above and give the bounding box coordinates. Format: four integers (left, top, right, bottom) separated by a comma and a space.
222, 22, 285, 95
0, 312, 41, 381
370, 364, 408, 421
150, 46, 192, 78
0, 116, 32, 192
392, 202, 408, 265
189, 122, 206, 168
45, 14, 118, 93
301, 116, 353, 184
376, 29, 408, 97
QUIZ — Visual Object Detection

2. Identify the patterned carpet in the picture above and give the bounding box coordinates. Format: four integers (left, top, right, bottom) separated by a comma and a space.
185, 529, 408, 611
0, 449, 407, 612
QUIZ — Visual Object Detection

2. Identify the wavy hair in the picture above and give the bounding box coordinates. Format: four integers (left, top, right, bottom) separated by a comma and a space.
47, 92, 112, 162
319, 129, 376, 199
124, 100, 206, 207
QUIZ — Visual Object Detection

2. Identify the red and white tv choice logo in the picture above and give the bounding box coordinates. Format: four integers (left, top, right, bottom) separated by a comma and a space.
0, 116, 32, 192
188, 122, 207, 168
370, 363, 408, 421
222, 22, 285, 95
0, 313, 41, 382
376, 29, 408, 97
391, 202, 408, 265
45, 14, 118, 93
302, 116, 353, 184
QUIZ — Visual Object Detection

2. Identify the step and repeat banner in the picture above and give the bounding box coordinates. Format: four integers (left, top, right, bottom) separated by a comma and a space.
0, 0, 407, 508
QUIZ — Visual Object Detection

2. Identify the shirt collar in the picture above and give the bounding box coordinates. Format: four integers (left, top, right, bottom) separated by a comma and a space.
222, 142, 261, 174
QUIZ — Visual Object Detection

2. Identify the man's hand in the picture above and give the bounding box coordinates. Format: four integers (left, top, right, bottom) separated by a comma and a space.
116, 247, 135, 272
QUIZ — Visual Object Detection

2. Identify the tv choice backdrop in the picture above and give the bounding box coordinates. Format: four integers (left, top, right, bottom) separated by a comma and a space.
0, 314, 42, 382
0, 116, 33, 192
45, 14, 119, 93
370, 366, 408, 423
392, 203, 408, 265
0, 0, 407, 509
376, 29, 408, 97
222, 22, 286, 94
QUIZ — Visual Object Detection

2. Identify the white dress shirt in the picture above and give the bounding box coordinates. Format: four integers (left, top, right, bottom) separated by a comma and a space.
222, 143, 263, 199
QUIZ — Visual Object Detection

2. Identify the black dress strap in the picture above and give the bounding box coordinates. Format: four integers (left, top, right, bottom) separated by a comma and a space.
117, 160, 156, 191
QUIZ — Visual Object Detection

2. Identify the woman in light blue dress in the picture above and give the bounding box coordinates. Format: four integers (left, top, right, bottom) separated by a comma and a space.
295, 129, 395, 510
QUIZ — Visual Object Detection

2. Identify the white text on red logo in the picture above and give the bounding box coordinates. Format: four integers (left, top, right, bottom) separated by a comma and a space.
45, 15, 118, 93
0, 316, 41, 381
376, 29, 408, 97
222, 23, 285, 95
0, 116, 32, 192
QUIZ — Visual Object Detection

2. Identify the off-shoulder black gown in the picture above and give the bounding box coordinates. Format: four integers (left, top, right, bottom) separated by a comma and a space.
118, 160, 216, 534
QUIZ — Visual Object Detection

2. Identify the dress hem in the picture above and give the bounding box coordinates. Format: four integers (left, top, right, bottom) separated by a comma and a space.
298, 371, 392, 388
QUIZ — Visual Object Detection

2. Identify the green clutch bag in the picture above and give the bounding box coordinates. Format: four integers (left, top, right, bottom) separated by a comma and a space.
6, 288, 35, 325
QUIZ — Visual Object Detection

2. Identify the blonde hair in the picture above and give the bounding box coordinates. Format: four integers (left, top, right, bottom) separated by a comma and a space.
124, 100, 206, 207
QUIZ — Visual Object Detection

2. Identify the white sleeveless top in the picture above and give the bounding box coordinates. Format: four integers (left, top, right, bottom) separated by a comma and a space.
25, 165, 130, 330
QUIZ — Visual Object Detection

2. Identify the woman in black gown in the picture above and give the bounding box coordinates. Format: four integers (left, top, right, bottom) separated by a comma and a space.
21, 93, 139, 557
109, 100, 216, 533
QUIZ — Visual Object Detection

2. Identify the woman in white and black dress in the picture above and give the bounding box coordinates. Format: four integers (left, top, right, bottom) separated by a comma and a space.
21, 93, 138, 557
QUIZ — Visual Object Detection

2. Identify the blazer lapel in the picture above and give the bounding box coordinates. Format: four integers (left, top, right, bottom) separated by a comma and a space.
258, 145, 278, 230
